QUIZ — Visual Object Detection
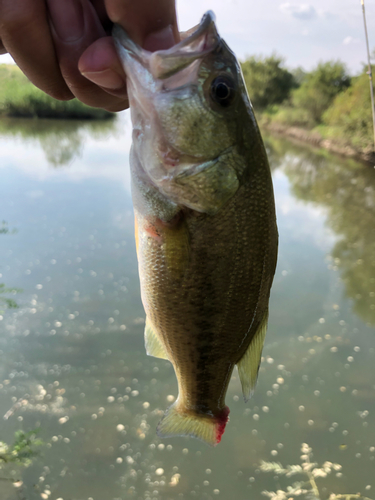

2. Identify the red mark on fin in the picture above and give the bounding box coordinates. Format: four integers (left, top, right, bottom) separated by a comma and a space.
215, 406, 230, 444
143, 213, 184, 244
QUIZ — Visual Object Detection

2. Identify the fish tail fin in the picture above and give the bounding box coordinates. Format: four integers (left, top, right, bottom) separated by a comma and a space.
156, 402, 230, 446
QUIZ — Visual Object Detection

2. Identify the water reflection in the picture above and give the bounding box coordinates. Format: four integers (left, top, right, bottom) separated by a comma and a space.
0, 120, 374, 500
265, 134, 375, 325
0, 117, 117, 167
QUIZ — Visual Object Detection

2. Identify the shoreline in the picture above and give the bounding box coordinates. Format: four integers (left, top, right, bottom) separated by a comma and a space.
260, 121, 375, 166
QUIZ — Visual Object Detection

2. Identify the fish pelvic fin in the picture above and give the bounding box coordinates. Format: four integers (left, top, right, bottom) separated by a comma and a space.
237, 308, 269, 402
144, 318, 169, 360
157, 402, 230, 447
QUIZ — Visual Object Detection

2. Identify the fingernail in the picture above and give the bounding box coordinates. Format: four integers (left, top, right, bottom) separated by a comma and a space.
143, 25, 175, 52
81, 69, 125, 90
48, 0, 84, 42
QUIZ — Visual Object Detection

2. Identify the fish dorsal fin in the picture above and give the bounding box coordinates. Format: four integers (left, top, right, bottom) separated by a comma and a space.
237, 309, 269, 402
144, 318, 169, 360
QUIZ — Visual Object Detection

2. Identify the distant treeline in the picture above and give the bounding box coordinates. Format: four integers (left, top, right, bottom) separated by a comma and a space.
241, 54, 375, 153
0, 65, 114, 120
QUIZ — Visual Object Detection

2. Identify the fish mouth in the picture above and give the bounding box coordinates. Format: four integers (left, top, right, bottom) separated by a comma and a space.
113, 10, 220, 81
114, 11, 223, 175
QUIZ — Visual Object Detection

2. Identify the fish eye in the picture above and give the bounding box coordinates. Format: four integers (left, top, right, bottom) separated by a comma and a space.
210, 75, 235, 107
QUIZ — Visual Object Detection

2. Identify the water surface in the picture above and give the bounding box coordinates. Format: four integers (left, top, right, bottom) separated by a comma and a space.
0, 115, 374, 500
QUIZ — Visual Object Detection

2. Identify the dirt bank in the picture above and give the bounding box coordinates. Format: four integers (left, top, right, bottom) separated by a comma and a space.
261, 121, 375, 165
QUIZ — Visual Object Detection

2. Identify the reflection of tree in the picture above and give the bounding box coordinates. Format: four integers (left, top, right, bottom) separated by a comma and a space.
0, 117, 118, 167
39, 131, 82, 167
264, 134, 375, 325
263, 132, 300, 172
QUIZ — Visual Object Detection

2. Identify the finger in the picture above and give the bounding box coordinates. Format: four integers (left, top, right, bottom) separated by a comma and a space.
0, 39, 7, 55
104, 0, 180, 49
47, 0, 127, 110
90, 0, 112, 33
78, 36, 128, 103
0, 0, 73, 99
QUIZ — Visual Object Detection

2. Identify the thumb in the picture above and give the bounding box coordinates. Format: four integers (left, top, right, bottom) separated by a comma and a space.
104, 0, 179, 50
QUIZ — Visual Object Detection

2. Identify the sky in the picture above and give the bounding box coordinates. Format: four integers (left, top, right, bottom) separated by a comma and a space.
0, 0, 374, 74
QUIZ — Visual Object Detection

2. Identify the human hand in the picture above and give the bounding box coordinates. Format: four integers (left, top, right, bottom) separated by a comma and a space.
0, 0, 179, 111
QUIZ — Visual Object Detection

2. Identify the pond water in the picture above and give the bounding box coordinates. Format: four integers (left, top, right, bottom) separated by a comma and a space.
0, 114, 374, 500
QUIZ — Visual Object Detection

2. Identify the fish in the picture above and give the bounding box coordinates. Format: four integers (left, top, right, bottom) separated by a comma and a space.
113, 11, 278, 446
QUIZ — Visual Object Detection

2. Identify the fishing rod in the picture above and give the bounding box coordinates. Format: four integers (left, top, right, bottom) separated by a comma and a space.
361, 0, 375, 151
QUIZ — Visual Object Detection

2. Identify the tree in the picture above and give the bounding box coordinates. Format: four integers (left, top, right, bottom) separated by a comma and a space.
323, 70, 375, 151
290, 61, 351, 124
241, 55, 297, 110
291, 66, 307, 86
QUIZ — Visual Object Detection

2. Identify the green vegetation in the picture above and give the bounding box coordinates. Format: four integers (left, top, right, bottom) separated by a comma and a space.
0, 64, 115, 120
241, 55, 297, 109
0, 430, 43, 467
0, 222, 21, 312
241, 55, 375, 156
287, 61, 351, 125
0, 283, 19, 310
323, 73, 375, 151
0, 430, 43, 496
260, 443, 372, 500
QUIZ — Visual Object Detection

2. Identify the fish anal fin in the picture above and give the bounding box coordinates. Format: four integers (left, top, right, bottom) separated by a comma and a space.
157, 402, 230, 447
144, 318, 169, 360
237, 309, 269, 402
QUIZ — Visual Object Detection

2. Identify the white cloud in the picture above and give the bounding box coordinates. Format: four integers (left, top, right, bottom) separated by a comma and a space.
280, 3, 317, 20
342, 36, 361, 45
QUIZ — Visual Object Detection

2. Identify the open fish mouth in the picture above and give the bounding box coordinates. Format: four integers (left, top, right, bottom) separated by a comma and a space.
113, 11, 220, 82
113, 12, 225, 177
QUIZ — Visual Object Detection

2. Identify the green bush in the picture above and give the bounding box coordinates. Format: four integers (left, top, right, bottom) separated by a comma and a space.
323, 71, 375, 151
269, 106, 315, 128
0, 65, 114, 120
289, 60, 351, 124
241, 55, 297, 110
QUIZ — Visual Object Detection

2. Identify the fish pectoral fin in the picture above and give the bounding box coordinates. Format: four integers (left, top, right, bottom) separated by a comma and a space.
144, 318, 169, 360
237, 309, 269, 402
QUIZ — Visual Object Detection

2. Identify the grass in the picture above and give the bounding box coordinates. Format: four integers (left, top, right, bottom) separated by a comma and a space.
0, 64, 115, 120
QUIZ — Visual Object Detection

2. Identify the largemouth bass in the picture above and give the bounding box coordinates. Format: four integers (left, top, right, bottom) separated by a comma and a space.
114, 11, 278, 446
